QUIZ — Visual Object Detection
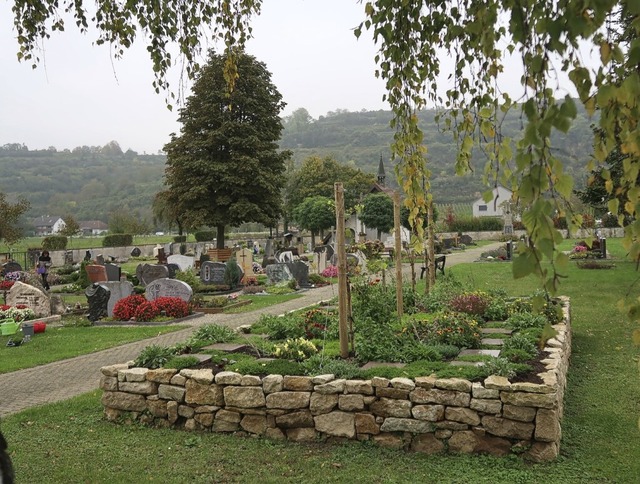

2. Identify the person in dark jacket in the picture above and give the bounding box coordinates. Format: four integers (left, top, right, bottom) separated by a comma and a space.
37, 250, 52, 290
0, 428, 14, 484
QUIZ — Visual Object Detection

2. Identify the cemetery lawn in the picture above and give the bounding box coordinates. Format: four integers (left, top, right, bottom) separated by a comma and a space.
224, 293, 303, 313
0, 325, 184, 374
2, 258, 640, 482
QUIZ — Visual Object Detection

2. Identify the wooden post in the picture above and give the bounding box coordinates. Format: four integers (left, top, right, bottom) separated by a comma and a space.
335, 182, 349, 359
394, 191, 403, 318
428, 197, 436, 289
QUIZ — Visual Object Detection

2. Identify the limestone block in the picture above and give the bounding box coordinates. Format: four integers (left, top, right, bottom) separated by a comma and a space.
241, 415, 267, 435
195, 405, 218, 413
471, 382, 499, 399
338, 394, 365, 411
511, 382, 554, 394
410, 388, 470, 407
101, 391, 146, 412
314, 411, 356, 438
223, 386, 266, 408
380, 417, 433, 433
390, 377, 415, 391
146, 368, 177, 384
158, 384, 186, 402
99, 376, 118, 392
170, 374, 187, 386
310, 393, 338, 415
184, 418, 199, 431
411, 433, 445, 454
215, 371, 243, 385
283, 375, 314, 391
180, 369, 214, 384
481, 416, 534, 440
167, 401, 178, 424
265, 427, 286, 440
241, 375, 262, 386
286, 428, 317, 442
470, 398, 502, 414
146, 397, 168, 418
535, 408, 561, 442
445, 407, 480, 426
412, 404, 445, 422
433, 421, 468, 430
484, 375, 511, 391
262, 374, 283, 394
372, 433, 405, 449
226, 407, 266, 416
121, 367, 148, 382
314, 379, 346, 394
435, 378, 472, 393
448, 430, 478, 453
369, 397, 412, 418
500, 391, 556, 409
178, 405, 195, 418
119, 381, 158, 395
434, 429, 452, 439
103, 407, 122, 421
473, 431, 512, 457
370, 376, 390, 388
524, 441, 559, 462
414, 375, 437, 389
355, 413, 379, 435
213, 410, 241, 432
312, 374, 335, 385
503, 404, 536, 422
376, 387, 410, 400
266, 391, 311, 409
101, 364, 129, 377
276, 410, 314, 429
195, 413, 214, 427
185, 380, 224, 406
345, 380, 374, 395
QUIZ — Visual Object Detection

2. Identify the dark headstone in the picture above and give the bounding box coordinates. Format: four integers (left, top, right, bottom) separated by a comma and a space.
95, 254, 105, 265
85, 283, 110, 322
600, 238, 607, 259
165, 263, 180, 278
506, 241, 513, 260
322, 233, 332, 245
85, 264, 108, 283
64, 250, 74, 265
84, 250, 92, 262
156, 248, 168, 264
288, 261, 310, 288
266, 263, 294, 284
104, 263, 121, 282
442, 238, 455, 250
145, 278, 193, 302
3, 262, 22, 274
135, 263, 170, 287
460, 234, 473, 245
200, 261, 226, 285
130, 247, 141, 257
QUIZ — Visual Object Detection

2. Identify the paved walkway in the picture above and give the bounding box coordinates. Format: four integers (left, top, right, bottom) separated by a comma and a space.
0, 242, 503, 417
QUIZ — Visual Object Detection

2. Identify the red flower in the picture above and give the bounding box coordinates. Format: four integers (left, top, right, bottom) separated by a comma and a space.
113, 294, 147, 320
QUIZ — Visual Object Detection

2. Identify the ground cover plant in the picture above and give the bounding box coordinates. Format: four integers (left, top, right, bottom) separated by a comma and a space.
3, 254, 640, 482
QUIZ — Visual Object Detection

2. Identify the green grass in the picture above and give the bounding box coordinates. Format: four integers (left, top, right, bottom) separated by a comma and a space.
0, 324, 185, 374
225, 293, 304, 313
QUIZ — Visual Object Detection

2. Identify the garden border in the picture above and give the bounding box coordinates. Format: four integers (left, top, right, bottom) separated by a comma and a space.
100, 298, 570, 462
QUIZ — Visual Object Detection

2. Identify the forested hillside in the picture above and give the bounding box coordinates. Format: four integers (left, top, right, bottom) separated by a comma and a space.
0, 104, 595, 227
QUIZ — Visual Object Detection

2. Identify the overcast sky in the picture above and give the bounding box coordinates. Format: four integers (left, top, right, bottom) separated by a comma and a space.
0, 1, 388, 154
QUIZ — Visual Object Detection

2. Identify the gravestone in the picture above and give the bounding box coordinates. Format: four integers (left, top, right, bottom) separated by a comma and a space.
102, 280, 134, 317
167, 254, 195, 271
278, 251, 294, 263
104, 263, 121, 282
85, 283, 110, 322
130, 247, 141, 257
442, 238, 455, 250
234, 248, 254, 276
200, 261, 227, 285
460, 234, 474, 245
156, 248, 168, 264
266, 263, 294, 284
95, 254, 105, 265
84, 250, 92, 262
135, 263, 170, 287
165, 263, 180, 278
6, 281, 51, 317
346, 253, 360, 268
85, 264, 108, 283
3, 261, 22, 274
503, 211, 514, 235
314, 251, 327, 274
145, 278, 193, 302
64, 250, 74, 265
288, 261, 310, 288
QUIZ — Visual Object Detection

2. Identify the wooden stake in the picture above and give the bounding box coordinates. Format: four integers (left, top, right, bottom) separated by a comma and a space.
394, 191, 403, 318
335, 182, 349, 359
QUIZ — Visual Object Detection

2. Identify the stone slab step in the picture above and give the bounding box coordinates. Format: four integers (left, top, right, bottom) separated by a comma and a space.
449, 361, 485, 367
481, 327, 513, 335
189, 354, 213, 363
360, 361, 406, 370
458, 349, 501, 358
202, 343, 248, 353
481, 338, 504, 346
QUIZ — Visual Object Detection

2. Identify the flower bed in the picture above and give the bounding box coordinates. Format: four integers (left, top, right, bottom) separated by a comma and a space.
101, 298, 570, 462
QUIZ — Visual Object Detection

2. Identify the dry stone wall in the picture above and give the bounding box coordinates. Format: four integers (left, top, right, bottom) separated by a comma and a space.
101, 300, 571, 462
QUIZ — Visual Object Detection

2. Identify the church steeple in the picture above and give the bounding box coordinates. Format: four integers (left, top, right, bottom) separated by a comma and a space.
377, 154, 386, 186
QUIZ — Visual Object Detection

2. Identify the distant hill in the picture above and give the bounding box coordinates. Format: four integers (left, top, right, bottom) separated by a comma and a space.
0, 105, 595, 228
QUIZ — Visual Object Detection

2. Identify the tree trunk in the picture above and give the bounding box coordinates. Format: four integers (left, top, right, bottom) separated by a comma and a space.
311, 230, 316, 249
216, 224, 225, 249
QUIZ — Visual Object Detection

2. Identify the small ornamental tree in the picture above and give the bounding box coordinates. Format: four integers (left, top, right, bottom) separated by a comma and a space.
359, 193, 394, 240
292, 196, 335, 248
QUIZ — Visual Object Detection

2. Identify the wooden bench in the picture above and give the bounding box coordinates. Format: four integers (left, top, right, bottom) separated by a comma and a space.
207, 248, 233, 262
420, 255, 446, 279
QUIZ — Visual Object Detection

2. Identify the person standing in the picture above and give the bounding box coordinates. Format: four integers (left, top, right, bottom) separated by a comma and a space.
37, 250, 52, 290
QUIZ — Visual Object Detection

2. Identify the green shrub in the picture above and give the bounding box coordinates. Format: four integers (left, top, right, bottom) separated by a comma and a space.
174, 268, 201, 292
308, 273, 327, 285
351, 279, 396, 324
272, 338, 318, 361
448, 216, 503, 232
449, 291, 491, 316
194, 230, 216, 242
224, 258, 242, 289
232, 358, 304, 376
173, 235, 187, 243
191, 324, 237, 344
103, 234, 133, 247
484, 297, 510, 321
303, 308, 339, 339
502, 333, 537, 358
506, 312, 547, 331
410, 312, 482, 348
134, 344, 176, 369
302, 354, 364, 379
42, 235, 67, 250
354, 316, 403, 363
482, 357, 517, 379
419, 274, 466, 312
164, 355, 200, 370
259, 314, 305, 340
500, 349, 533, 363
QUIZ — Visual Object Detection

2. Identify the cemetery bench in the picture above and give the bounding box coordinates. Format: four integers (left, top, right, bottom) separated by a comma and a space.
420, 255, 446, 279
207, 248, 233, 262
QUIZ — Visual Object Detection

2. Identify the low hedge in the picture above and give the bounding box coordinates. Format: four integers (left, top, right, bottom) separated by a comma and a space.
103, 234, 133, 247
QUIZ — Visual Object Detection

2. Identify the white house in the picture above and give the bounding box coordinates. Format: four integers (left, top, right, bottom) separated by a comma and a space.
33, 216, 65, 235
472, 186, 513, 217
79, 220, 109, 236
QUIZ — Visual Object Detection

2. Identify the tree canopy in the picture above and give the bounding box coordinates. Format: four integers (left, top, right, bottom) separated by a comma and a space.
359, 193, 394, 240
0, 194, 30, 245
163, 51, 290, 247
292, 196, 335, 247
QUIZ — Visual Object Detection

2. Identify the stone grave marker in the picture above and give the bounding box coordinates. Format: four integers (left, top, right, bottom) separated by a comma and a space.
234, 248, 254, 276
6, 281, 51, 317
288, 261, 310, 287
85, 264, 108, 283
145, 278, 193, 302
85, 283, 110, 322
165, 263, 180, 278
102, 280, 134, 317
135, 263, 170, 287
104, 263, 121, 282
130, 247, 141, 257
3, 261, 22, 274
200, 260, 227, 285
266, 263, 294, 284
313, 250, 327, 274
278, 251, 294, 263
460, 234, 473, 245
167, 254, 195, 271
95, 254, 105, 265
